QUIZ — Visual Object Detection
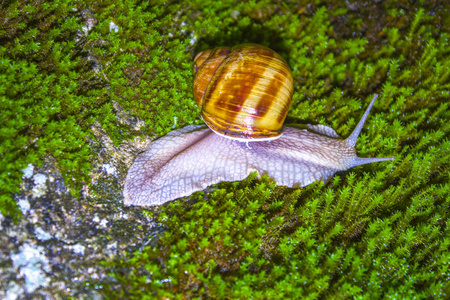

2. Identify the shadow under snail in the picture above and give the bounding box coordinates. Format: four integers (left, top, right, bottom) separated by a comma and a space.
124, 44, 395, 206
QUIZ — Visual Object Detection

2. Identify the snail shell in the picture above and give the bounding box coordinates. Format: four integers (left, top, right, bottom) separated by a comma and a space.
193, 44, 294, 141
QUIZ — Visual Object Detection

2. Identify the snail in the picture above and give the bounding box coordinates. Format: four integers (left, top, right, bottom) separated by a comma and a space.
123, 44, 394, 206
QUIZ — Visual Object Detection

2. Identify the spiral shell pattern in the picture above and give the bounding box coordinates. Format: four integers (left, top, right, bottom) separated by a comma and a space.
193, 44, 294, 141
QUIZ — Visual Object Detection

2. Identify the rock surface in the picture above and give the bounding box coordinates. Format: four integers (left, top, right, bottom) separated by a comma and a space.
0, 137, 157, 299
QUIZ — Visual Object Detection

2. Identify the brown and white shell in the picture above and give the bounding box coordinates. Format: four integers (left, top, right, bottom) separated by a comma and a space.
193, 44, 294, 141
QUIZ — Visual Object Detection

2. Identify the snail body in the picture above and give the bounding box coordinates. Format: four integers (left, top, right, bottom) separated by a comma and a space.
123, 44, 394, 206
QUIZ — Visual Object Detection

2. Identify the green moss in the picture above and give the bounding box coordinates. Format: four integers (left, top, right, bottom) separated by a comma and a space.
100, 171, 449, 298
2, 0, 449, 297
1, 1, 91, 220
94, 2, 449, 298
85, 0, 199, 140
0, 0, 197, 219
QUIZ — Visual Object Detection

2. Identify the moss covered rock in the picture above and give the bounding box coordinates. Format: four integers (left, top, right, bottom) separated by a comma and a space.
0, 0, 449, 298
